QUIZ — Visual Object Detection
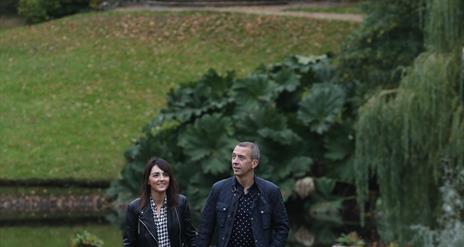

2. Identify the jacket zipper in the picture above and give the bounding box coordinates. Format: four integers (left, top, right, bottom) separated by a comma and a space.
138, 218, 158, 244
175, 207, 182, 247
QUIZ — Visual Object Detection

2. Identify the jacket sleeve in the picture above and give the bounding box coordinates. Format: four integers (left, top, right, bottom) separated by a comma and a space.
195, 185, 219, 247
181, 197, 198, 247
123, 201, 138, 247
269, 188, 289, 247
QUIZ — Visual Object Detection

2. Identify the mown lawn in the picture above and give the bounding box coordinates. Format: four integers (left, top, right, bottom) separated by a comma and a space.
0, 224, 121, 247
0, 10, 357, 181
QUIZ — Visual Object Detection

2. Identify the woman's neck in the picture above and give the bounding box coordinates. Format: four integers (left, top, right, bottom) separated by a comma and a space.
151, 191, 166, 205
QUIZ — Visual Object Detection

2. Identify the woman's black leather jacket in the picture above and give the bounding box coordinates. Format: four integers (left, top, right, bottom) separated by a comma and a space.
123, 194, 197, 247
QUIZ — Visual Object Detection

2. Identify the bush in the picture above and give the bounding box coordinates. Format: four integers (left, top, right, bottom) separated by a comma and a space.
336, 0, 425, 106
55, 0, 90, 16
17, 0, 89, 23
17, 0, 57, 23
0, 0, 19, 14
71, 230, 104, 247
107, 55, 358, 225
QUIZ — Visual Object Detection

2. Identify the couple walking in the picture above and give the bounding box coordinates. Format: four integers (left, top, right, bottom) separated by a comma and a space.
123, 141, 289, 247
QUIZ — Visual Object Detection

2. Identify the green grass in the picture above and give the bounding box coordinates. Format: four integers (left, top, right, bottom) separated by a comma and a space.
285, 3, 364, 14
0, 10, 357, 181
0, 225, 121, 247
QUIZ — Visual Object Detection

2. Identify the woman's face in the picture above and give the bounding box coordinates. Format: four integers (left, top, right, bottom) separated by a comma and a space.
148, 165, 170, 194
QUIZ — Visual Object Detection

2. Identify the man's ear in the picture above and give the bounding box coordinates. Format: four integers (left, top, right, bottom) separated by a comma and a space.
252, 159, 259, 169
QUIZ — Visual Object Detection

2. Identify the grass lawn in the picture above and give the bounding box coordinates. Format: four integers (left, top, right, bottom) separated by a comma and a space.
0, 224, 121, 247
0, 10, 357, 181
285, 2, 365, 14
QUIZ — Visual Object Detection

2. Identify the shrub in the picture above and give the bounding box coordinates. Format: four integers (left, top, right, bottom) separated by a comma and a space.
54, 0, 89, 17
17, 0, 58, 23
0, 0, 19, 14
71, 230, 104, 247
337, 0, 425, 106
107, 55, 358, 225
89, 0, 104, 9
17, 0, 89, 23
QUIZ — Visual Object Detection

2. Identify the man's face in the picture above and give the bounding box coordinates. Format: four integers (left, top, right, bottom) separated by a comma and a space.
231, 145, 258, 178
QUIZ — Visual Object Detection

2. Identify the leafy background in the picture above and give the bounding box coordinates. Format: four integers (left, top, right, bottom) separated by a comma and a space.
107, 54, 356, 224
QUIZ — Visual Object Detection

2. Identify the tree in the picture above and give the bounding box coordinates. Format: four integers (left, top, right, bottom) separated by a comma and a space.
354, 0, 464, 243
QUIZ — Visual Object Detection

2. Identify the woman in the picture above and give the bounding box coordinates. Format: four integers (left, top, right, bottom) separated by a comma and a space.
123, 157, 197, 247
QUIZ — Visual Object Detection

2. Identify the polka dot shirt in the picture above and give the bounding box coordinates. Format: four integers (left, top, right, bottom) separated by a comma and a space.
228, 183, 258, 247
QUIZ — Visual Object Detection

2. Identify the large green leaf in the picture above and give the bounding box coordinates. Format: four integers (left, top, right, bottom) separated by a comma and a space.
297, 83, 346, 134
272, 67, 301, 93
322, 125, 355, 182
231, 73, 277, 112
161, 69, 234, 123
304, 55, 336, 83
323, 125, 354, 161
315, 177, 337, 198
272, 54, 335, 87
274, 156, 313, 178
234, 106, 300, 146
183, 172, 218, 211
178, 114, 238, 175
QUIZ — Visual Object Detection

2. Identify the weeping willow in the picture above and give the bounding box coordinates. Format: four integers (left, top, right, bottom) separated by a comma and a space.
354, 0, 464, 244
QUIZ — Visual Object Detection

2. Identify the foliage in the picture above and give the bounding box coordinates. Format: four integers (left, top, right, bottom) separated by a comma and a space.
0, 0, 19, 14
70, 230, 104, 247
412, 166, 464, 247
355, 52, 464, 243
108, 54, 357, 217
354, 0, 464, 243
0, 225, 120, 247
89, 0, 107, 9
335, 231, 365, 247
0, 11, 356, 181
424, 0, 464, 52
18, 0, 58, 23
17, 0, 89, 23
337, 0, 425, 106
298, 83, 346, 134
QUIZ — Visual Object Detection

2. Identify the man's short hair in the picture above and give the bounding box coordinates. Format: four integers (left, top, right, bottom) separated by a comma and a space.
237, 142, 260, 161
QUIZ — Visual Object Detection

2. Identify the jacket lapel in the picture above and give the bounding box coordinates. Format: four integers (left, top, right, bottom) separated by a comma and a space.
168, 205, 182, 247
140, 203, 158, 242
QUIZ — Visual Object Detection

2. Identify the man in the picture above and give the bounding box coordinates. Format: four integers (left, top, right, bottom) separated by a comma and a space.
196, 142, 289, 247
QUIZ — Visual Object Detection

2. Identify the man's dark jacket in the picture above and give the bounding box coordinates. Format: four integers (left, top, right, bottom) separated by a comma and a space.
123, 194, 197, 247
195, 176, 289, 247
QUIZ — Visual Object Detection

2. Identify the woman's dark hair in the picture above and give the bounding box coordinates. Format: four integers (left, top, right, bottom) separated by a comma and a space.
139, 157, 178, 209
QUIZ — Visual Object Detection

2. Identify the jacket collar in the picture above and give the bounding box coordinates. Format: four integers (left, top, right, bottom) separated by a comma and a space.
231, 175, 262, 194
139, 197, 180, 245
139, 202, 157, 234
